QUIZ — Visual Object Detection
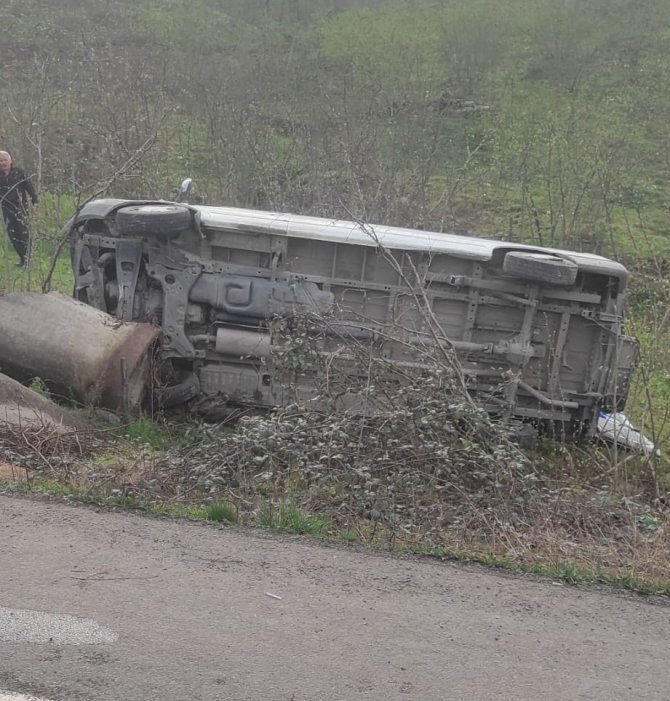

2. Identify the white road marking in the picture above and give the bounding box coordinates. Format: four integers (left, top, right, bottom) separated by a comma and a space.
0, 607, 117, 645
0, 694, 55, 701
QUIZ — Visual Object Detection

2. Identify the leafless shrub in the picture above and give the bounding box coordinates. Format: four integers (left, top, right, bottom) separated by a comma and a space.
0, 419, 91, 479
156, 312, 529, 537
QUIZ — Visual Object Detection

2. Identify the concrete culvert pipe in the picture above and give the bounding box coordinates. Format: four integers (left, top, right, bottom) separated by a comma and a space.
0, 291, 160, 413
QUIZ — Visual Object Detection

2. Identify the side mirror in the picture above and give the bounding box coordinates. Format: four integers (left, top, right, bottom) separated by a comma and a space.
176, 178, 193, 202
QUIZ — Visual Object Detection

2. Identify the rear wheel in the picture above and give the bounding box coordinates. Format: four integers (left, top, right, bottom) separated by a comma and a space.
502, 251, 578, 286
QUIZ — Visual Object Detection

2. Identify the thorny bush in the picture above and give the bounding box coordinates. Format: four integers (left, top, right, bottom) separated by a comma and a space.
162, 314, 532, 532
0, 421, 91, 479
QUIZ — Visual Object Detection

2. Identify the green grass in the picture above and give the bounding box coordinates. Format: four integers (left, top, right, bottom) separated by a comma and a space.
338, 529, 359, 544
258, 501, 332, 536
0, 476, 238, 523
0, 234, 73, 295
420, 547, 670, 596
205, 501, 238, 523
31, 479, 73, 497
117, 416, 172, 450
108, 493, 142, 509
152, 503, 208, 519
27, 376, 51, 397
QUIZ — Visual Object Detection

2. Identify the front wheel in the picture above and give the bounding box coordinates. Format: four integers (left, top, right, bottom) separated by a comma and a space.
115, 204, 192, 238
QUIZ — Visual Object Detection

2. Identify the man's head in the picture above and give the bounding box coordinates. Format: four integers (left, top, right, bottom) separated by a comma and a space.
0, 152, 12, 176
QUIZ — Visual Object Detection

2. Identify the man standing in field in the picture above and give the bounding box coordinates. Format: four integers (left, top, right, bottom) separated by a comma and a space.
0, 151, 38, 267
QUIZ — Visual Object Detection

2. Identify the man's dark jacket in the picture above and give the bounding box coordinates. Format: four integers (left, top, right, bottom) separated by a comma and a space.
0, 167, 38, 216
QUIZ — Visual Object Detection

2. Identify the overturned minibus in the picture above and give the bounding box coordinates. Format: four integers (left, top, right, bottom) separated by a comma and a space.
68, 199, 638, 440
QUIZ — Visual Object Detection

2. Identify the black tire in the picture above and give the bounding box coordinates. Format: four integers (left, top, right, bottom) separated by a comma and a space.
157, 371, 201, 408
115, 204, 191, 238
502, 251, 578, 286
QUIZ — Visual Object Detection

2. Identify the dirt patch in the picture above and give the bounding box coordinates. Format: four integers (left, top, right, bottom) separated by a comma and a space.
0, 462, 27, 481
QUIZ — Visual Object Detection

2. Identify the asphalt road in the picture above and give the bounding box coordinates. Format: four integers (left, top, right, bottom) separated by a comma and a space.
0, 495, 668, 701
